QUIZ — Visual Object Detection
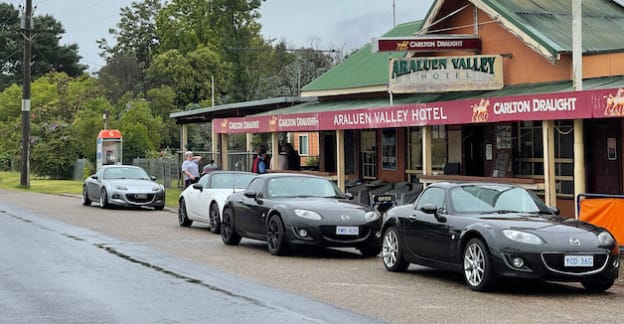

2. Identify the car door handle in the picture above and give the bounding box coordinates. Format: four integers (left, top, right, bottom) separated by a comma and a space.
408, 215, 417, 221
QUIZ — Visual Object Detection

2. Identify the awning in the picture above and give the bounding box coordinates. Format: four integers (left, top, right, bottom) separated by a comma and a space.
214, 76, 624, 134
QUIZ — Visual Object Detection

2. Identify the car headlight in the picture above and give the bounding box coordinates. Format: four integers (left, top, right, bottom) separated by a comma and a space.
364, 210, 381, 222
503, 230, 543, 245
115, 185, 128, 190
294, 209, 322, 220
152, 186, 161, 192
598, 231, 616, 247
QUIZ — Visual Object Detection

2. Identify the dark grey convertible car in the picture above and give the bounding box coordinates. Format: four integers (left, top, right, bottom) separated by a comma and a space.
221, 173, 383, 256
381, 182, 620, 292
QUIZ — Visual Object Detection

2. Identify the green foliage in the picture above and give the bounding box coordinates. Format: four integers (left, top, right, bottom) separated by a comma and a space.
71, 97, 116, 162
119, 100, 163, 163
304, 156, 319, 167
30, 122, 80, 179
121, 123, 152, 164
0, 3, 86, 91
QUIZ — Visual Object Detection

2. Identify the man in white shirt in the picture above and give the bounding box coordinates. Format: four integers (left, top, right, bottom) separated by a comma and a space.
181, 151, 201, 188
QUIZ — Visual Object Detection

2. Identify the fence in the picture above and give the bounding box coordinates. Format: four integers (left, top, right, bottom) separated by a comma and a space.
133, 151, 256, 188
71, 151, 259, 188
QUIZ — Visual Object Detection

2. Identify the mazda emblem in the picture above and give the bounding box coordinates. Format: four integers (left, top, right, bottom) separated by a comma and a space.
569, 237, 581, 246
340, 214, 350, 221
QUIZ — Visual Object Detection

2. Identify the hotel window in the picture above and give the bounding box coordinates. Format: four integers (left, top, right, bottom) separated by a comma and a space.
361, 130, 377, 179
514, 121, 574, 197
408, 126, 446, 172
298, 134, 309, 156
382, 128, 397, 170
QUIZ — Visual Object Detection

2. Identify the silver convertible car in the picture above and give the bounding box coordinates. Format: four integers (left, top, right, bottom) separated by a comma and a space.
82, 165, 165, 210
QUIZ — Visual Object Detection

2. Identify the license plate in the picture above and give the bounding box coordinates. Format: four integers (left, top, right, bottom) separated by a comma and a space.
336, 226, 359, 235
564, 255, 593, 267
135, 194, 147, 199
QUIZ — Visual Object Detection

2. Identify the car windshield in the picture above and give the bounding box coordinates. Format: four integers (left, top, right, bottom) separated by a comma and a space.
211, 173, 255, 189
267, 176, 343, 198
449, 185, 545, 215
103, 167, 149, 180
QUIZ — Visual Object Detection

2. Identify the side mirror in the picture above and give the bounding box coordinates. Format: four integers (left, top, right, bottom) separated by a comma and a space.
549, 206, 560, 215
151, 176, 157, 181
420, 203, 438, 214
344, 192, 354, 200
419, 203, 447, 223
192, 183, 203, 191
244, 190, 258, 198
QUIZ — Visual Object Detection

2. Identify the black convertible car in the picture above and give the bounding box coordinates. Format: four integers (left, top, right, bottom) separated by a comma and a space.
381, 182, 620, 292
221, 173, 383, 256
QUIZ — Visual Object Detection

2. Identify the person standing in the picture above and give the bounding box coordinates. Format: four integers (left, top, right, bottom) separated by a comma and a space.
284, 143, 301, 171
181, 151, 201, 188
252, 145, 269, 174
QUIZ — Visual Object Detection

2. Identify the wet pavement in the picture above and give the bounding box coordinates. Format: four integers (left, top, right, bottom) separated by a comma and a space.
0, 205, 384, 324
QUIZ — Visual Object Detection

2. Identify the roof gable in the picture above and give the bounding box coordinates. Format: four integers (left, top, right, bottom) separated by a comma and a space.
423, 0, 624, 62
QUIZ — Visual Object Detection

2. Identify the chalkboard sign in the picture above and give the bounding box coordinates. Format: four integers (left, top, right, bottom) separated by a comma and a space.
492, 153, 510, 177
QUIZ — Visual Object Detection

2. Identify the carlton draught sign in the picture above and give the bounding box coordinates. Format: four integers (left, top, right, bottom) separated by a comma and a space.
389, 54, 504, 93
214, 87, 624, 134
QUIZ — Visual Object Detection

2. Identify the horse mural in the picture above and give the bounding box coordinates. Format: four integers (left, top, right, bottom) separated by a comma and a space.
471, 99, 490, 122
604, 88, 624, 116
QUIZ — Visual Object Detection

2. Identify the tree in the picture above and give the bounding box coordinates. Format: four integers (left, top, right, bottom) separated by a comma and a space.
97, 0, 162, 98
147, 47, 229, 107
147, 86, 180, 148
96, 53, 143, 104
98, 0, 162, 70
71, 97, 116, 162
30, 122, 80, 179
0, 3, 86, 90
120, 100, 163, 163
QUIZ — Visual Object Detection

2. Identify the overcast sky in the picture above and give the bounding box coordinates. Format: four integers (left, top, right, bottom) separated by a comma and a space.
28, 0, 434, 73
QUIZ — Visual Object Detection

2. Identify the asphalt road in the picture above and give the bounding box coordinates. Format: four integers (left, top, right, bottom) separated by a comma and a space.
1, 189, 623, 323
0, 197, 382, 324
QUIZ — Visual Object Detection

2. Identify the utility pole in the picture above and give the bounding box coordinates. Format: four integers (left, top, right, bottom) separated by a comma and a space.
393, 0, 396, 27
20, 0, 32, 188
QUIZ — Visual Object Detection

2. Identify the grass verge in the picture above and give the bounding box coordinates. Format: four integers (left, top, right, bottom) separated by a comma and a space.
0, 171, 181, 208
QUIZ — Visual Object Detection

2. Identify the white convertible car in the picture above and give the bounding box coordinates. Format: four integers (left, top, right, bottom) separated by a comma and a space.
178, 171, 256, 233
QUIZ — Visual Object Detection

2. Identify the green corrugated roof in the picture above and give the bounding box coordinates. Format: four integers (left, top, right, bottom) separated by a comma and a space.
304, 0, 624, 94
483, 0, 624, 56
262, 76, 624, 115
301, 21, 422, 92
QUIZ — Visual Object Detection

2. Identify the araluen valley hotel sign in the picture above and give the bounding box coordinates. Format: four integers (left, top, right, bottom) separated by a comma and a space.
214, 87, 624, 134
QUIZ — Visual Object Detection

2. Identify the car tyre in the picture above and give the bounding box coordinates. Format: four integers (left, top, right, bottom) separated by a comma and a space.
382, 226, 409, 271
463, 238, 495, 292
82, 186, 91, 206
267, 215, 288, 255
99, 188, 109, 209
358, 243, 382, 257
221, 208, 241, 245
178, 198, 193, 227
209, 202, 221, 234
581, 277, 615, 292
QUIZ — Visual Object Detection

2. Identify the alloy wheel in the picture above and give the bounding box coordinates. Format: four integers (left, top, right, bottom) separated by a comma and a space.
464, 242, 485, 287
382, 230, 399, 267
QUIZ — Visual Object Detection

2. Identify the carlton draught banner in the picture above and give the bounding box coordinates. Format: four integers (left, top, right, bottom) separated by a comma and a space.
215, 87, 623, 134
